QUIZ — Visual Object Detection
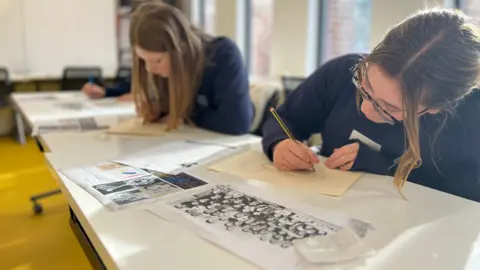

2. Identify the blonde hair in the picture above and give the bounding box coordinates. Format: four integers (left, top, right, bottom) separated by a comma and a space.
129, 2, 210, 130
361, 9, 480, 197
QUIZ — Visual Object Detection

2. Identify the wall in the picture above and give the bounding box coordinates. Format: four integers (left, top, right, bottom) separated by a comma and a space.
214, 0, 246, 56
0, 0, 118, 79
369, 0, 445, 48
270, 0, 312, 77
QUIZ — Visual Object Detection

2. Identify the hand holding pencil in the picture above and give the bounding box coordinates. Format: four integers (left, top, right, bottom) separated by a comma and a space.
269, 108, 319, 172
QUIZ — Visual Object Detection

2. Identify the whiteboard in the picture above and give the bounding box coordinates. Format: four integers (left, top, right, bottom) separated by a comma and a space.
0, 0, 28, 75
0, 0, 118, 79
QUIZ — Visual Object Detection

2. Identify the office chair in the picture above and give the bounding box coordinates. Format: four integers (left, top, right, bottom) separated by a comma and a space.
61, 67, 103, 90
249, 84, 282, 137
30, 137, 63, 214
281, 75, 305, 98
0, 68, 13, 107
115, 66, 131, 85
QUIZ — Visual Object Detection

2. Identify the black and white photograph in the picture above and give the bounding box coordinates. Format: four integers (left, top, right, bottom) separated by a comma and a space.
160, 172, 208, 190
78, 117, 104, 130
140, 181, 181, 197
92, 181, 135, 195
125, 175, 165, 187
169, 185, 340, 249
109, 189, 150, 205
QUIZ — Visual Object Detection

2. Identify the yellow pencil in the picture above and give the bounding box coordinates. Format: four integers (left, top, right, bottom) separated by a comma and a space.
269, 107, 315, 171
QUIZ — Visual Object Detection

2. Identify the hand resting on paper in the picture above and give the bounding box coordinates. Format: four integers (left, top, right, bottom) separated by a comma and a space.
324, 142, 359, 171
81, 83, 106, 99
117, 93, 133, 102
159, 114, 184, 126
273, 139, 319, 171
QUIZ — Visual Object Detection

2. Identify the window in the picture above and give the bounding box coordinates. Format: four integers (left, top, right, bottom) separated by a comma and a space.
319, 0, 372, 63
460, 0, 480, 17
249, 0, 274, 78
203, 0, 216, 35
117, 5, 132, 66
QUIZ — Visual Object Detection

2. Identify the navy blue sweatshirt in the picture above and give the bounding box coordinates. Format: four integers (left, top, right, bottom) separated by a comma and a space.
262, 54, 480, 202
106, 37, 254, 135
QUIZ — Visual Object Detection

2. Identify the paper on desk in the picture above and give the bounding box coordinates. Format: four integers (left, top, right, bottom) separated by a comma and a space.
209, 150, 363, 197
113, 141, 232, 173
59, 141, 231, 210
106, 118, 167, 136
146, 184, 374, 270
186, 134, 261, 149
31, 117, 108, 136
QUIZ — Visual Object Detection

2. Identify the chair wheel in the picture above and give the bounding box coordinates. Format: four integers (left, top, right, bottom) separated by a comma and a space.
33, 203, 43, 215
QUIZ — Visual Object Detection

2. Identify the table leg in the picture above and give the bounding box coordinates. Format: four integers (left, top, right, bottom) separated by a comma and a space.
69, 206, 106, 270
15, 110, 26, 145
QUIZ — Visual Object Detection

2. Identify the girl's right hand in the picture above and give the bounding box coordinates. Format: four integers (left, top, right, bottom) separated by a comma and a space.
81, 83, 105, 99
273, 139, 320, 171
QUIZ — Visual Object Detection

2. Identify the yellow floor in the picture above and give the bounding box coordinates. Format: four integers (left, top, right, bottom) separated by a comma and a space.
0, 137, 91, 270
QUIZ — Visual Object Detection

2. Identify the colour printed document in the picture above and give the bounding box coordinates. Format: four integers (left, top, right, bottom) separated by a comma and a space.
59, 141, 235, 210
147, 184, 375, 270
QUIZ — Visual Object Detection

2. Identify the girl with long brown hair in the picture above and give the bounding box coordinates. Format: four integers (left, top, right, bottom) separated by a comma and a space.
262, 8, 480, 202
84, 1, 253, 134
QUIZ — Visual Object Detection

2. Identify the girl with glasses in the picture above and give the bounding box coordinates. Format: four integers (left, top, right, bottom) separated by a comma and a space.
262, 8, 480, 202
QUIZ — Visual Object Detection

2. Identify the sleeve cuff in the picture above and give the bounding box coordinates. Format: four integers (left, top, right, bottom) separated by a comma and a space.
351, 140, 395, 176
263, 135, 288, 161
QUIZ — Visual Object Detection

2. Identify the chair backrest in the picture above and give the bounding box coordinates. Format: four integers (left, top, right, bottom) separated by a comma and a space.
115, 66, 131, 84
61, 67, 103, 91
0, 68, 13, 107
281, 76, 305, 98
249, 83, 282, 137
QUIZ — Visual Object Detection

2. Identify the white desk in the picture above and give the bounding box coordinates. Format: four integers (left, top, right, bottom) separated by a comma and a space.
10, 72, 116, 82
10, 91, 135, 144
41, 130, 480, 270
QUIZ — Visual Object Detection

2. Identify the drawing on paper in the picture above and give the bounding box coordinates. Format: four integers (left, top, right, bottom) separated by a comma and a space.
236, 159, 272, 174
169, 185, 340, 249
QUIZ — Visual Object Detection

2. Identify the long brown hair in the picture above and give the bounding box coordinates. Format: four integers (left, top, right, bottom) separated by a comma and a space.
130, 1, 210, 130
360, 8, 480, 197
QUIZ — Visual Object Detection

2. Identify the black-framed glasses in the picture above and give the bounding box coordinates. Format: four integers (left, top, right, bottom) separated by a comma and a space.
352, 64, 396, 125
352, 63, 428, 125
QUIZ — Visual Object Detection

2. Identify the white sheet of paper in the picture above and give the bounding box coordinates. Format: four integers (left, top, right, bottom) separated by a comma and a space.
114, 141, 232, 173
209, 150, 363, 197
186, 134, 261, 149
146, 184, 374, 270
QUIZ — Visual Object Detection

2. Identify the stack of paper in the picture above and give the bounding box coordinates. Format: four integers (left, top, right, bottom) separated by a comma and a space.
209, 150, 363, 196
